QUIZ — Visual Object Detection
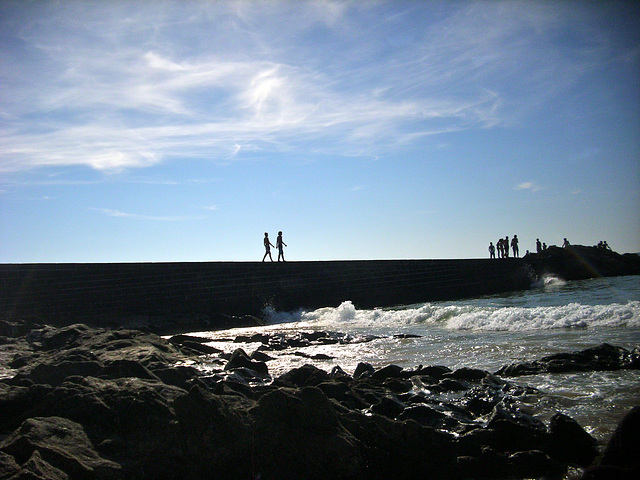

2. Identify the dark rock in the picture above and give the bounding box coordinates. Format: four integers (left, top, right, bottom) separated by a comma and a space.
99, 359, 160, 381
27, 360, 104, 386
371, 364, 403, 380
447, 367, 489, 381
0, 451, 21, 479
353, 362, 374, 378
581, 406, 640, 479
223, 348, 269, 377
273, 363, 330, 387
250, 387, 363, 480
250, 350, 274, 362
438, 378, 469, 392
397, 404, 458, 430
548, 412, 597, 467
405, 364, 452, 379
507, 450, 564, 479
17, 449, 70, 480
179, 340, 222, 355
370, 395, 405, 418
0, 416, 121, 480
496, 343, 639, 377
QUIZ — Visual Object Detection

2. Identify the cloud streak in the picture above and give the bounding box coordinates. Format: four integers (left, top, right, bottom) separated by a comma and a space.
0, 1, 623, 174
92, 208, 205, 222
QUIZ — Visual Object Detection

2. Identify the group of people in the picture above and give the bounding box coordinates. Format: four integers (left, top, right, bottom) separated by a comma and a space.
490, 236, 575, 258
262, 231, 287, 262
489, 235, 519, 259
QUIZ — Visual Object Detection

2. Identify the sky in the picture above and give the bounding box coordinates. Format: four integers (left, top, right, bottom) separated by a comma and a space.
1, 0, 639, 263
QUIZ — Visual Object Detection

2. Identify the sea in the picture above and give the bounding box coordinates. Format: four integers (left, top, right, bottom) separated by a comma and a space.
187, 274, 640, 446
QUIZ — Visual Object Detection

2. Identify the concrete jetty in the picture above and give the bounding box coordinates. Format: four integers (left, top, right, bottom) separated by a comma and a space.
1, 245, 637, 332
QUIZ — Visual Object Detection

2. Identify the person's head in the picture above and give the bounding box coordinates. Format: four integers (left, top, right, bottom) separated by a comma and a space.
278, 231, 282, 235
264, 232, 268, 237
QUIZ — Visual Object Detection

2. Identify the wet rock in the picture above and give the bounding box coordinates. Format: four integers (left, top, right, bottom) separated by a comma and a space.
370, 395, 405, 418
581, 406, 640, 479
371, 364, 403, 380
496, 343, 639, 377
548, 412, 598, 467
273, 363, 330, 387
353, 362, 374, 378
223, 348, 269, 377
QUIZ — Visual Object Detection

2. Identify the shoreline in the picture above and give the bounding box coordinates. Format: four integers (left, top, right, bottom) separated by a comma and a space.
1, 319, 638, 479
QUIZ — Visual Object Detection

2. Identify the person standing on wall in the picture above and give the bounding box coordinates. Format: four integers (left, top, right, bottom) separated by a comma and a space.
276, 231, 287, 262
262, 232, 275, 262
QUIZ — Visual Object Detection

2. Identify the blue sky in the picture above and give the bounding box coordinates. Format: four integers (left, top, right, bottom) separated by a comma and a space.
1, 0, 639, 262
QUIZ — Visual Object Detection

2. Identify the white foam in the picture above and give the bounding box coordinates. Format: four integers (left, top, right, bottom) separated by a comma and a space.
279, 299, 640, 332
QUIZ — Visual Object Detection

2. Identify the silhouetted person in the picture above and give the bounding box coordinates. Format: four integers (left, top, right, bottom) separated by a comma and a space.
262, 232, 274, 262
489, 242, 495, 259
276, 231, 287, 262
511, 235, 519, 257
536, 238, 542, 254
504, 236, 509, 258
563, 238, 570, 248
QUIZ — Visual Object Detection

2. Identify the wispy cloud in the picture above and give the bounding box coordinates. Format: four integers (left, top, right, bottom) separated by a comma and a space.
516, 182, 543, 193
0, 1, 620, 174
92, 208, 205, 221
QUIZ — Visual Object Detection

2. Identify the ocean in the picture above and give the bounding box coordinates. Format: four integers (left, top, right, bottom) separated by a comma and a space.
188, 274, 640, 445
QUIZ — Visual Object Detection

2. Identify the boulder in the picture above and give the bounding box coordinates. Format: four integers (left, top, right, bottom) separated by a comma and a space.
0, 416, 121, 480
581, 406, 640, 479
223, 348, 269, 377
250, 387, 363, 480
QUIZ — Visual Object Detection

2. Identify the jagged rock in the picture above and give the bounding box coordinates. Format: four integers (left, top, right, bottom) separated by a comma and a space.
548, 412, 598, 467
0, 416, 121, 480
223, 348, 269, 377
273, 363, 330, 387
353, 362, 374, 378
496, 343, 639, 377
0, 451, 21, 479
250, 387, 363, 480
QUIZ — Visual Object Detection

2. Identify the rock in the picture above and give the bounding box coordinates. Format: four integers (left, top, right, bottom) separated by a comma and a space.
223, 348, 269, 377
0, 416, 121, 480
496, 343, 639, 377
371, 364, 404, 380
18, 449, 70, 480
548, 412, 597, 467
273, 364, 330, 387
370, 395, 405, 418
581, 406, 640, 479
353, 362, 374, 378
250, 387, 363, 480
0, 451, 21, 479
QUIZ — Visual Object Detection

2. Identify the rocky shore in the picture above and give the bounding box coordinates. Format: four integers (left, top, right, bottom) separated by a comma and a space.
1, 319, 638, 479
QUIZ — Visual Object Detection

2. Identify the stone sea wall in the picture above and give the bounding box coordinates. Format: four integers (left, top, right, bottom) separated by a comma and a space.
1, 245, 638, 333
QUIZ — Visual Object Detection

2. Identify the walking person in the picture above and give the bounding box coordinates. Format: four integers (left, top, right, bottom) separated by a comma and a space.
276, 231, 287, 262
262, 232, 275, 262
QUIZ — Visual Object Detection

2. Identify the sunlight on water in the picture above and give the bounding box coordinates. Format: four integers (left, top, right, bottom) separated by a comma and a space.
192, 275, 640, 445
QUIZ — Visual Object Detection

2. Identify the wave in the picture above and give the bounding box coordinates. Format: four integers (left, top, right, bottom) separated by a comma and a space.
265, 299, 640, 332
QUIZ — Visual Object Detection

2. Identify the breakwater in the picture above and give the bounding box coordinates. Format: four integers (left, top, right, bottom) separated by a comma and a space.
1, 245, 638, 332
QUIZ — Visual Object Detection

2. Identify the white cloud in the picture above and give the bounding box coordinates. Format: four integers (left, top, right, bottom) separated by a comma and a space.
0, 1, 620, 174
516, 182, 543, 193
92, 208, 205, 221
